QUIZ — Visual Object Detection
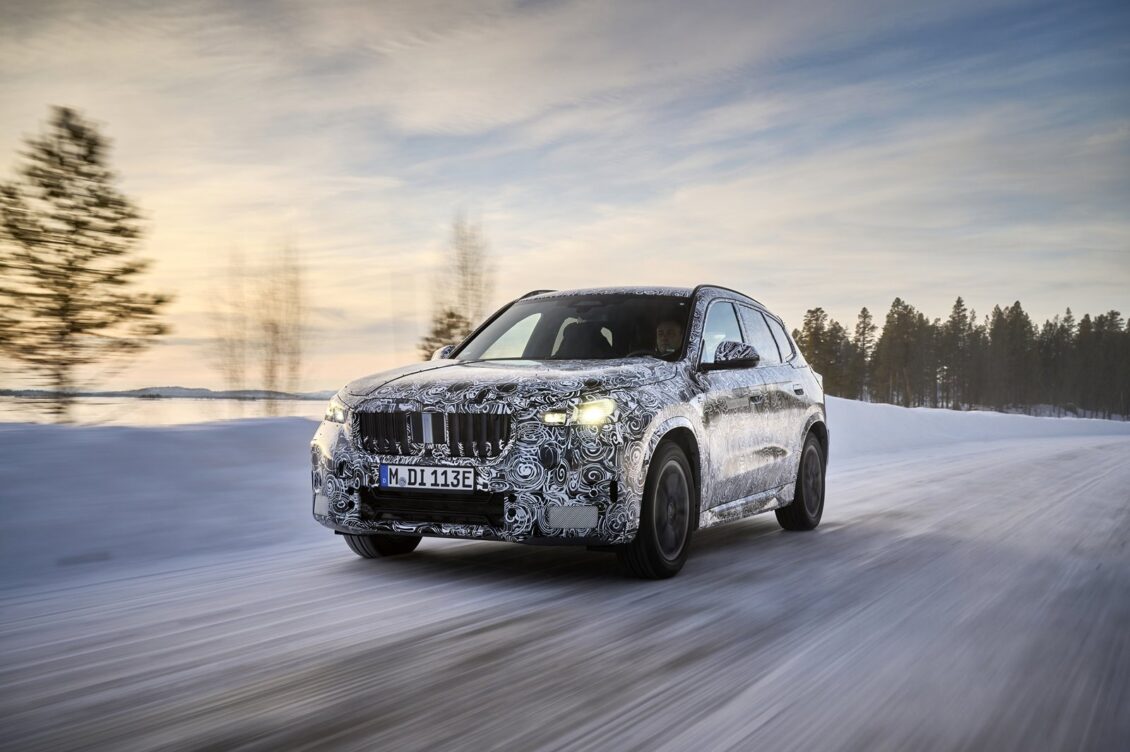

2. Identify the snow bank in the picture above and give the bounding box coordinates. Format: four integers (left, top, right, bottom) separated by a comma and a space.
0, 418, 322, 586
826, 397, 1130, 462
1, 401, 1128, 586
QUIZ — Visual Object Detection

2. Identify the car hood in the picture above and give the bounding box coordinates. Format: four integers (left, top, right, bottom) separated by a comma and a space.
342, 358, 678, 410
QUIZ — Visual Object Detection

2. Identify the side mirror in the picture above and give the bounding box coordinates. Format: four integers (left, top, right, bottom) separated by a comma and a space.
431, 344, 456, 361
701, 340, 760, 371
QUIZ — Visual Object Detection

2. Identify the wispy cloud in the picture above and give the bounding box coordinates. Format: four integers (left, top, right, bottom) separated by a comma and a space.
1, 0, 1126, 389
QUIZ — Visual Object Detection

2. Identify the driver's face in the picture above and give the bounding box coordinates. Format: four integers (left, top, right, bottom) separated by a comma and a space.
656, 321, 683, 354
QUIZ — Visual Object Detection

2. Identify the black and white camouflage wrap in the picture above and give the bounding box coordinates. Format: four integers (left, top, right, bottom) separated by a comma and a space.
311, 285, 827, 545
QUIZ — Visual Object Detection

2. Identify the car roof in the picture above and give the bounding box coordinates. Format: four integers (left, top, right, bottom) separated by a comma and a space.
522, 284, 764, 309
523, 286, 693, 300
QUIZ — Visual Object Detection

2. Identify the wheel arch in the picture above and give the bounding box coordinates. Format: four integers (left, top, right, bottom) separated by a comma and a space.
805, 418, 829, 467
646, 422, 702, 531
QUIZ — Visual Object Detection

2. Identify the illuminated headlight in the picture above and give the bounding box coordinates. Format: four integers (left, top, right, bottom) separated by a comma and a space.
540, 409, 569, 425
324, 396, 350, 424
574, 398, 617, 425
541, 398, 618, 426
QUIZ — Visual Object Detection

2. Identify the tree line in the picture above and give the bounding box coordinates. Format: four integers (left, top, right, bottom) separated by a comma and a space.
3, 106, 1126, 423
792, 298, 1130, 419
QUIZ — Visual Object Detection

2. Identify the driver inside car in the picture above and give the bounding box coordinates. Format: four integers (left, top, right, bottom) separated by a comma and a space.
656, 319, 684, 355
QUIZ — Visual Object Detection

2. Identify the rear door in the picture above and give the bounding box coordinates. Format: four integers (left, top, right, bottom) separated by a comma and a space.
762, 312, 808, 487
737, 305, 794, 492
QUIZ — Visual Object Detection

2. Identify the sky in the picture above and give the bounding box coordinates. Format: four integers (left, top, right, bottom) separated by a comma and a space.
1, 0, 1128, 391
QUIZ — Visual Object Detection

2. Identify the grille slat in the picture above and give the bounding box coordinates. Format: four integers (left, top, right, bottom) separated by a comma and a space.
356, 410, 511, 458
462, 412, 473, 458
449, 410, 461, 457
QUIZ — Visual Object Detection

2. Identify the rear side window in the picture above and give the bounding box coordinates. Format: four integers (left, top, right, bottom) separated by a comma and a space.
738, 306, 781, 365
764, 315, 796, 361
700, 302, 743, 364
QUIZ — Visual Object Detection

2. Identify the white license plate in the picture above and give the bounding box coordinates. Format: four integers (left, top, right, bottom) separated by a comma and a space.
380, 464, 475, 492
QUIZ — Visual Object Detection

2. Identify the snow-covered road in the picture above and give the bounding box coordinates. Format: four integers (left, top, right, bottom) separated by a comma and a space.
2, 403, 1129, 750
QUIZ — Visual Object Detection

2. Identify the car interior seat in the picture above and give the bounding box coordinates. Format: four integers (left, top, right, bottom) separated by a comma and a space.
556, 321, 615, 359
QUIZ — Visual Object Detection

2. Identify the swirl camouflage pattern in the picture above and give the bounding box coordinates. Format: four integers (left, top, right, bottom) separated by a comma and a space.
311, 284, 829, 577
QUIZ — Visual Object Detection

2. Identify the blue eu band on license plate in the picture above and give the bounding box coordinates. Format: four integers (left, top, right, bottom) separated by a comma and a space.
380, 464, 475, 492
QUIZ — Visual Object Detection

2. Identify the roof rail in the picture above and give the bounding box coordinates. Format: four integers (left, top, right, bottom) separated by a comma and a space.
519, 289, 555, 299
690, 283, 764, 309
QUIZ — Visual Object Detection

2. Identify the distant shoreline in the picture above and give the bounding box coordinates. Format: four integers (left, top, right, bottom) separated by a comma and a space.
0, 387, 334, 401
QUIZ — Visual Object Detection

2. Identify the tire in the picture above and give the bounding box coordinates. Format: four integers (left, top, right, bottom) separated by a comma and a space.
343, 533, 422, 558
617, 442, 695, 579
776, 433, 825, 531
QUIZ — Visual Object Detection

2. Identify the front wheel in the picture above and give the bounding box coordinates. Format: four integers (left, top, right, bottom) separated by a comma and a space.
776, 433, 825, 531
343, 533, 422, 558
617, 442, 695, 579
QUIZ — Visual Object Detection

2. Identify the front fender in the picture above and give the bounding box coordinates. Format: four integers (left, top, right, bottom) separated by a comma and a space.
639, 415, 697, 484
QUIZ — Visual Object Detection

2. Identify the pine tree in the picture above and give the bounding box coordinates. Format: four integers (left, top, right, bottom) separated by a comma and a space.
822, 319, 857, 397
794, 307, 829, 367
940, 297, 970, 408
871, 298, 922, 407
851, 307, 876, 400
793, 308, 859, 397
0, 107, 171, 419
418, 308, 471, 361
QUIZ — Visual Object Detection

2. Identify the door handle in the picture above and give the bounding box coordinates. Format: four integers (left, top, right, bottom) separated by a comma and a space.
792, 383, 804, 395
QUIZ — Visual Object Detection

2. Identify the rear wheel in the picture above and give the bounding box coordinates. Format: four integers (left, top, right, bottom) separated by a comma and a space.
776, 433, 825, 531
343, 533, 422, 558
617, 442, 694, 579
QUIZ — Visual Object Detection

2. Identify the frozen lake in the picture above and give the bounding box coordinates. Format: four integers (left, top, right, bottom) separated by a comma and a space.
0, 396, 325, 425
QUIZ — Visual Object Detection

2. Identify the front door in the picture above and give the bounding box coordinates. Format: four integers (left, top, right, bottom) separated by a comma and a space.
695, 300, 766, 507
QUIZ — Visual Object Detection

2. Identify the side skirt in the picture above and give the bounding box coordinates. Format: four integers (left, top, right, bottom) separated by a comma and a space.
699, 483, 793, 529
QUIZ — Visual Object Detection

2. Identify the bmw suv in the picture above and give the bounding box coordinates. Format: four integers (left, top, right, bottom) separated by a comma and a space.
311, 285, 828, 578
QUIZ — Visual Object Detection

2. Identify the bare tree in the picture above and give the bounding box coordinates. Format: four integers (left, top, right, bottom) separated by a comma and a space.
418, 214, 493, 359
207, 250, 250, 393
207, 246, 306, 407
0, 107, 172, 420
451, 214, 493, 326
256, 246, 305, 396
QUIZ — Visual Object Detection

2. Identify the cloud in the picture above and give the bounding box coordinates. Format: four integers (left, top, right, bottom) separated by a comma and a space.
0, 0, 1126, 390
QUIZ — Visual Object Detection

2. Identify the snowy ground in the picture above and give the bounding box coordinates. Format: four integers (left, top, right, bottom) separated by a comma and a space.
1, 398, 1129, 750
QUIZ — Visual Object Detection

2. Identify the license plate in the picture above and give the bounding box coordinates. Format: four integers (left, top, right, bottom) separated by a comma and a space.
380, 464, 475, 492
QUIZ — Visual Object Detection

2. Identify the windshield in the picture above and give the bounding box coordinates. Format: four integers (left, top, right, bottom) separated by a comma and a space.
456, 294, 692, 361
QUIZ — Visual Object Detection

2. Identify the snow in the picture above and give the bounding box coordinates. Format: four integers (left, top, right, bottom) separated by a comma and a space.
3, 400, 1129, 749
1, 397, 1127, 587
0, 418, 322, 586
826, 396, 1130, 462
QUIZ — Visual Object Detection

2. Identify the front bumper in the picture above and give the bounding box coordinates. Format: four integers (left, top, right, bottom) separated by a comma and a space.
310, 416, 642, 545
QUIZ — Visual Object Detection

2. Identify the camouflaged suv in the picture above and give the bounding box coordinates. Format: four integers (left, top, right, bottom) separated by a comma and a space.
311, 285, 827, 578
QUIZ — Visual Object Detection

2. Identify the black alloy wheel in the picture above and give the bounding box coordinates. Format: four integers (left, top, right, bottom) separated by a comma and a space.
617, 442, 694, 579
776, 433, 825, 531
344, 533, 422, 558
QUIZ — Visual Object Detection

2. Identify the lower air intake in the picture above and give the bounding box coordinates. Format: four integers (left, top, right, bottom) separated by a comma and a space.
545, 505, 599, 530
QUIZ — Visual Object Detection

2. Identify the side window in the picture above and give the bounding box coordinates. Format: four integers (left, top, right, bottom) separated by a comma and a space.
738, 306, 781, 365
765, 315, 796, 362
480, 313, 541, 359
700, 302, 743, 364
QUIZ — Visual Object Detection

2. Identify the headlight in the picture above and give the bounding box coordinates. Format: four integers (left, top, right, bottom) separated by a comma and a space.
324, 395, 350, 424
541, 398, 617, 426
